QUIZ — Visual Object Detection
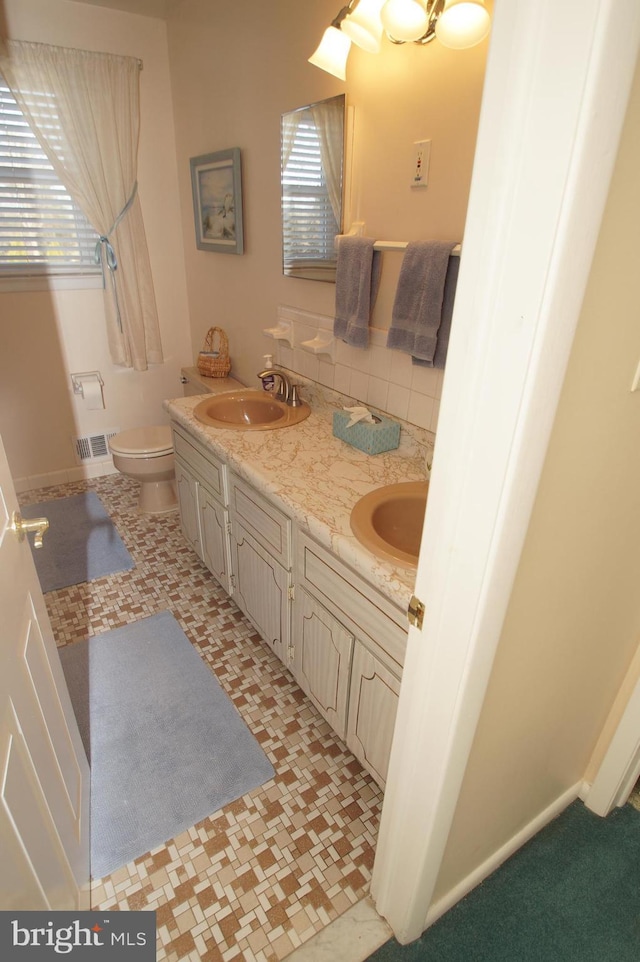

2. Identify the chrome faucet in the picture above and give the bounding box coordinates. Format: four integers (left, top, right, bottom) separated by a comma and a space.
257, 368, 291, 403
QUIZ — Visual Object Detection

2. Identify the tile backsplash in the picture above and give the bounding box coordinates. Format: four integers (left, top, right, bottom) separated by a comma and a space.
265, 305, 443, 433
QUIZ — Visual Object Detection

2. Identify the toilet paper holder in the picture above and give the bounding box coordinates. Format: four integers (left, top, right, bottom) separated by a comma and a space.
71, 371, 104, 396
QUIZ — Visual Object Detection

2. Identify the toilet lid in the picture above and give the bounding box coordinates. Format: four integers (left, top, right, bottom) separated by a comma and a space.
109, 425, 173, 458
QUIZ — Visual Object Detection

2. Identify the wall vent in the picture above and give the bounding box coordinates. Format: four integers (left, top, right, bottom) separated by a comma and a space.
73, 429, 119, 464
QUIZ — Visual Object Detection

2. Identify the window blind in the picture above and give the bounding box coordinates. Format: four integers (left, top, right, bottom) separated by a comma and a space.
0, 81, 99, 275
282, 117, 339, 277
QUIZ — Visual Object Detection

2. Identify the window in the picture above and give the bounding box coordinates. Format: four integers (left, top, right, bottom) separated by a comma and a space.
0, 80, 99, 277
281, 109, 342, 281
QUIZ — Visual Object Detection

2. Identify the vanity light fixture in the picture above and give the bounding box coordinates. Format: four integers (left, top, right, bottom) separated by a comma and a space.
308, 0, 491, 78
308, 2, 364, 81
341, 0, 386, 52
308, 23, 352, 80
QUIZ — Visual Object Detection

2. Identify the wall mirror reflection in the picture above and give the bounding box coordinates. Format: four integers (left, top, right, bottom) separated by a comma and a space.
281, 94, 345, 282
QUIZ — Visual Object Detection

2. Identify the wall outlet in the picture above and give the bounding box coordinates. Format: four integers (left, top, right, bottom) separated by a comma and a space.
411, 139, 430, 189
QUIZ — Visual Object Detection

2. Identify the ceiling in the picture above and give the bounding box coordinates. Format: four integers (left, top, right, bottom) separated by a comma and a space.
69, 0, 179, 19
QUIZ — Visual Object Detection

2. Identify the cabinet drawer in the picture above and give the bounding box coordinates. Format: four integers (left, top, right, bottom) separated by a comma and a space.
296, 532, 407, 671
229, 473, 291, 569
172, 425, 226, 503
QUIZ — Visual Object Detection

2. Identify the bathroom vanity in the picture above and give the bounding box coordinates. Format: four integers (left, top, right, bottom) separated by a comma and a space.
166, 384, 429, 788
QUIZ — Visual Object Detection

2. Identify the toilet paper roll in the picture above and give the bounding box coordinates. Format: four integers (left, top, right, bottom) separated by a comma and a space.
81, 378, 104, 410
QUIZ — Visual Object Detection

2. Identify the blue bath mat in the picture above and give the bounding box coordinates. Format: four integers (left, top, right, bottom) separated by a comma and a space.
59, 611, 275, 879
22, 491, 134, 592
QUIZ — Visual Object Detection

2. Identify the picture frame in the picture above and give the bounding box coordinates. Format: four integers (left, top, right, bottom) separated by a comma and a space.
190, 148, 244, 254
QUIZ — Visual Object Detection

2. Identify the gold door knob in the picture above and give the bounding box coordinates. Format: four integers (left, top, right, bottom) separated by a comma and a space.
11, 511, 49, 549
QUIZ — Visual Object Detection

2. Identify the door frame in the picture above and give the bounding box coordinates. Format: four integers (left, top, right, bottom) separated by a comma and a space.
585, 662, 640, 816
372, 0, 640, 944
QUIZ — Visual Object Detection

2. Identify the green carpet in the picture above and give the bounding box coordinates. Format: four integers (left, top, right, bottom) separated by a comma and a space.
368, 801, 640, 961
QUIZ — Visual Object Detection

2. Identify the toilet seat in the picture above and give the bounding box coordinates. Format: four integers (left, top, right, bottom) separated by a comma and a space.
109, 425, 173, 459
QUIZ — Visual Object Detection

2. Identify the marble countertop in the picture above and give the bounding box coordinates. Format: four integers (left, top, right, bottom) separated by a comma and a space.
165, 379, 433, 612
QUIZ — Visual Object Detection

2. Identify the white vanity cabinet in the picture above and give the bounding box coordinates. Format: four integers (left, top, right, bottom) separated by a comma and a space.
171, 418, 409, 789
227, 472, 292, 666
292, 588, 354, 739
347, 641, 402, 786
294, 531, 408, 788
173, 426, 232, 595
174, 457, 201, 556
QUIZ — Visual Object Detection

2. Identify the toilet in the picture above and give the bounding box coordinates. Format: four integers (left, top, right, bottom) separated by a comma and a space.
109, 367, 244, 514
109, 425, 177, 515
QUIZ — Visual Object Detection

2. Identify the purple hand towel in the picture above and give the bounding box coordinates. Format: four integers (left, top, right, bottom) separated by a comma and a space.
386, 240, 457, 366
333, 235, 382, 347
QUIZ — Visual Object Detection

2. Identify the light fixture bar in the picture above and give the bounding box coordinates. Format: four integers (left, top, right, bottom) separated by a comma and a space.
308, 0, 490, 79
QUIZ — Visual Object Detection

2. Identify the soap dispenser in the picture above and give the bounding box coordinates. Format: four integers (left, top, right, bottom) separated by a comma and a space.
262, 354, 275, 392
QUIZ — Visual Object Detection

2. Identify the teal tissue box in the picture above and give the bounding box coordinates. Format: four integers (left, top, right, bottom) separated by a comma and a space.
332, 411, 401, 455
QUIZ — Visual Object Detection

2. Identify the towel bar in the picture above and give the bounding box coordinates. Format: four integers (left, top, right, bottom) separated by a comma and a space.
372, 240, 461, 255
337, 224, 461, 256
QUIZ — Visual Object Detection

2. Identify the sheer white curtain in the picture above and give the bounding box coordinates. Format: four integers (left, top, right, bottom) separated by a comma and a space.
281, 109, 303, 171
0, 40, 162, 371
310, 99, 343, 228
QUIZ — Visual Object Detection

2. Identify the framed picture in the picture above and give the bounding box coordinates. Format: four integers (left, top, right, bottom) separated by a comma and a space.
190, 148, 244, 254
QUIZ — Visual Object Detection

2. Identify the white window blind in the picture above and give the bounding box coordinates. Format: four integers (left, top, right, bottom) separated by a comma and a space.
282, 116, 339, 279
0, 81, 99, 275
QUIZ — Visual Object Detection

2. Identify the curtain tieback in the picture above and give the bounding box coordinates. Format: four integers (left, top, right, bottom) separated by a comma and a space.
94, 182, 139, 332
95, 235, 118, 270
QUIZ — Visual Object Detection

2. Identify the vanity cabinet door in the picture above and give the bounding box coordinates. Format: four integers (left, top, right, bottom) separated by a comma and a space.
198, 483, 232, 595
292, 588, 353, 739
347, 640, 401, 789
175, 458, 202, 560
230, 520, 290, 665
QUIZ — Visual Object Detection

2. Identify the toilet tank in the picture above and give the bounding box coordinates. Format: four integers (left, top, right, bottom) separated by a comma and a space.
180, 366, 244, 397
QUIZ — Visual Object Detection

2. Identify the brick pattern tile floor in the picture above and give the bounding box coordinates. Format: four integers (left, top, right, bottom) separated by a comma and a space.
22, 474, 383, 961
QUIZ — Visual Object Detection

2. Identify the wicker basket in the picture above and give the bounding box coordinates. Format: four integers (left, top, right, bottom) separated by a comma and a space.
196, 327, 231, 378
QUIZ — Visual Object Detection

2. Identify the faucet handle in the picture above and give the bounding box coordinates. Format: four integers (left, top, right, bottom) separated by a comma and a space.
289, 383, 303, 407
274, 376, 287, 402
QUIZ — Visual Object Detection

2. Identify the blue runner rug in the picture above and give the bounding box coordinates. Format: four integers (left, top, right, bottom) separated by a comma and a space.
60, 611, 275, 879
22, 491, 134, 592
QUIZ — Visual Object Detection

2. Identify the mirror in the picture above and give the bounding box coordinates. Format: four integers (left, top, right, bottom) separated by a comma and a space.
281, 94, 345, 282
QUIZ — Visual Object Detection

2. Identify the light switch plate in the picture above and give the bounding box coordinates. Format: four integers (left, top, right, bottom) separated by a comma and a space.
631, 359, 640, 392
411, 139, 430, 189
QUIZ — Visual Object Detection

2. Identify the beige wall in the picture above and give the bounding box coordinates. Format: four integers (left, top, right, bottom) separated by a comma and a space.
434, 55, 640, 901
0, 0, 192, 486
0, 0, 489, 484
166, 0, 488, 389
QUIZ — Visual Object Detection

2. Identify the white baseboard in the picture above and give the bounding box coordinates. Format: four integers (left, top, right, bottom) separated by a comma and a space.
14, 461, 118, 494
425, 782, 583, 928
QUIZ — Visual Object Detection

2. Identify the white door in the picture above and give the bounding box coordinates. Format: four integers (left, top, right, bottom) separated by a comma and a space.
0, 433, 89, 909
372, 0, 640, 944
